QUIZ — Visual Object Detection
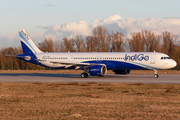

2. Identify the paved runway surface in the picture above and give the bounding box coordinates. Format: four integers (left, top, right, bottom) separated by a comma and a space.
0, 73, 179, 84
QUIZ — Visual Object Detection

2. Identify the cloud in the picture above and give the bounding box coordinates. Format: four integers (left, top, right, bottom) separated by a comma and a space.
103, 14, 122, 23
0, 34, 18, 43
1, 14, 180, 48
40, 14, 180, 40
39, 20, 92, 40
0, 34, 19, 48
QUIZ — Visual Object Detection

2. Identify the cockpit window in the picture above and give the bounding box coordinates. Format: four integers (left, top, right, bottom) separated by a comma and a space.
161, 57, 171, 60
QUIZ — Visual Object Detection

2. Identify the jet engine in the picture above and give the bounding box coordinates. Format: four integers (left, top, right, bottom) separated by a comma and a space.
88, 65, 107, 76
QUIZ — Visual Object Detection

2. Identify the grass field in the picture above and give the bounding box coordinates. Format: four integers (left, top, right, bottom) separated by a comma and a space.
0, 82, 180, 119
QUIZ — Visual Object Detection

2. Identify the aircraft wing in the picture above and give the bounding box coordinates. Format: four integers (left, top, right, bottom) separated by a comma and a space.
50, 61, 91, 66
50, 61, 106, 67
38, 59, 105, 69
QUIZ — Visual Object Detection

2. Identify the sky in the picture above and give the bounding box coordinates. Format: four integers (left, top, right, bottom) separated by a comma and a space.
0, 0, 180, 48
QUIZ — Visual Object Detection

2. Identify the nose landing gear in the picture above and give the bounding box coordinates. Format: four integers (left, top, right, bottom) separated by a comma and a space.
154, 70, 159, 78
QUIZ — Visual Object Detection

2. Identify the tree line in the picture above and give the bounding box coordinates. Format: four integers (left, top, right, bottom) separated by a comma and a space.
0, 26, 180, 70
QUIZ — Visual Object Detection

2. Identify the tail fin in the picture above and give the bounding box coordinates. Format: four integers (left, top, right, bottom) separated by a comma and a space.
18, 29, 42, 55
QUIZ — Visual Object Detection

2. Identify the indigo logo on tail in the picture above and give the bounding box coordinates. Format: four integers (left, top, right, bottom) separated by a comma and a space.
21, 30, 29, 40
125, 54, 149, 61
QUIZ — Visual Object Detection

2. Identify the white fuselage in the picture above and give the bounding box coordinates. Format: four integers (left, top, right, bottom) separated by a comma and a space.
36, 52, 177, 70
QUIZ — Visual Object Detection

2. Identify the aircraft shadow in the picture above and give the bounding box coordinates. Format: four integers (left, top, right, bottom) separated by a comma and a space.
0, 73, 153, 78
0, 73, 81, 78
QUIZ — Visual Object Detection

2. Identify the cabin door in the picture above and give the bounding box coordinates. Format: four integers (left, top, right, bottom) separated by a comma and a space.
150, 53, 156, 64
69, 55, 74, 62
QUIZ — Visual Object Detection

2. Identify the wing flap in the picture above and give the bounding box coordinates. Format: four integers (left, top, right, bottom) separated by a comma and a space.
50, 61, 91, 66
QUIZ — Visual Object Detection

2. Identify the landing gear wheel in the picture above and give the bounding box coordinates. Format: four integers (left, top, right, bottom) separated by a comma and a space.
84, 73, 88, 78
154, 70, 159, 78
81, 73, 88, 78
81, 73, 85, 78
154, 74, 159, 78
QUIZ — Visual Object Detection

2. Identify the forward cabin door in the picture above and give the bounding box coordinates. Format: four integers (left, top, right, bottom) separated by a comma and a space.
150, 53, 156, 64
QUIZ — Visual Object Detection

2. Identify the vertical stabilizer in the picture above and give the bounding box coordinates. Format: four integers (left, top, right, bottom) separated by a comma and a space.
18, 29, 42, 55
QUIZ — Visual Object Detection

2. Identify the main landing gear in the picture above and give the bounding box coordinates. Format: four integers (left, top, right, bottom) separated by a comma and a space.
154, 70, 159, 78
81, 67, 89, 78
81, 73, 88, 78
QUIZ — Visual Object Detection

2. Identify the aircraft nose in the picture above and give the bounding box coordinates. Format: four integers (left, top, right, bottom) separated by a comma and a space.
171, 60, 177, 68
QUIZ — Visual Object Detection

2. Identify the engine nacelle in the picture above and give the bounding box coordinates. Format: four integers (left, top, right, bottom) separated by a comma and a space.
113, 70, 131, 74
88, 65, 107, 76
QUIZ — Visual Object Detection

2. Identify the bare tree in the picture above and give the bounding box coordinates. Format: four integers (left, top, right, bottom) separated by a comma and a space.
86, 36, 95, 52
161, 31, 178, 55
39, 38, 54, 52
62, 37, 75, 52
74, 35, 84, 52
111, 32, 125, 52
128, 32, 144, 52
92, 26, 111, 52
140, 30, 161, 52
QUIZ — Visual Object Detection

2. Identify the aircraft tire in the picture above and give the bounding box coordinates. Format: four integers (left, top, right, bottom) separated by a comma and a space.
154, 74, 159, 78
84, 73, 88, 78
81, 73, 85, 78
81, 73, 88, 78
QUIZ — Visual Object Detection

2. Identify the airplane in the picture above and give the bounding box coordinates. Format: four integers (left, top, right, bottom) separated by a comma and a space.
12, 29, 177, 78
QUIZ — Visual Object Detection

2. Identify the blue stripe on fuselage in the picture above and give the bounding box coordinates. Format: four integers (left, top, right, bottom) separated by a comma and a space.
82, 60, 152, 70
126, 61, 160, 70
25, 59, 159, 70
42, 60, 155, 70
